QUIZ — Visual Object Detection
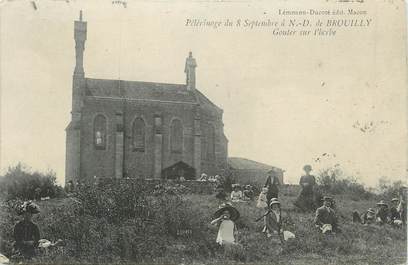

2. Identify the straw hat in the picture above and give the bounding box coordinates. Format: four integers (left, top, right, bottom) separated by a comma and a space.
213, 203, 240, 221
391, 198, 399, 203
269, 198, 281, 207
322, 196, 333, 201
376, 200, 388, 207
18, 201, 40, 215
367, 208, 375, 214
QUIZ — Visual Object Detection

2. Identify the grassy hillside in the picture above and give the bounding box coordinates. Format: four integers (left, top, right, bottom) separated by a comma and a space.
184, 193, 406, 265
0, 185, 406, 265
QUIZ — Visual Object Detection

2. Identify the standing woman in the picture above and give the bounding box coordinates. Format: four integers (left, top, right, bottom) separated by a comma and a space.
265, 173, 280, 203
294, 165, 317, 212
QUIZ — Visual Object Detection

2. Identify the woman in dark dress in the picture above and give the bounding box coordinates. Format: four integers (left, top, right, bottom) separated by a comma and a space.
13, 201, 41, 260
294, 165, 317, 212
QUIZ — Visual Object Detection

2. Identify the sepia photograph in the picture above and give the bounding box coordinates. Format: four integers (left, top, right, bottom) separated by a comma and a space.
0, 0, 407, 264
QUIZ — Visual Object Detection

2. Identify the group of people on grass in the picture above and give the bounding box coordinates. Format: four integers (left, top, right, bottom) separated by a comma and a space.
210, 164, 407, 253
8, 164, 407, 261
353, 197, 406, 227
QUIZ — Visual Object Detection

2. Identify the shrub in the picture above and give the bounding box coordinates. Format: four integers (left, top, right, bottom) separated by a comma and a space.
316, 167, 373, 200
376, 177, 406, 200
0, 163, 65, 201
0, 181, 216, 263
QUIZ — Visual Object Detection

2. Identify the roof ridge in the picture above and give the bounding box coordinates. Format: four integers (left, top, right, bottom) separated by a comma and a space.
85, 77, 186, 87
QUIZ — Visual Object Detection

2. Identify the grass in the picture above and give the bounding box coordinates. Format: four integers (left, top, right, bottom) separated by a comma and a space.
1, 188, 406, 265
184, 193, 406, 265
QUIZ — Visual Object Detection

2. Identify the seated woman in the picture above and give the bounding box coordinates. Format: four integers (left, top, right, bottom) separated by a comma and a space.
263, 198, 283, 241
215, 185, 227, 202
243, 185, 254, 201
199, 173, 208, 182
256, 198, 295, 246
13, 201, 41, 260
230, 185, 243, 202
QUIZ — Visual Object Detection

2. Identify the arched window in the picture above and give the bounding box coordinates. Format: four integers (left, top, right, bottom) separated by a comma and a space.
207, 125, 215, 160
94, 114, 107, 150
170, 119, 183, 154
132, 117, 146, 152
201, 128, 207, 160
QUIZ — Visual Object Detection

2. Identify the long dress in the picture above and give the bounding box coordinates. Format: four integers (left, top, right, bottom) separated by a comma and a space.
294, 174, 316, 211
13, 220, 40, 259
265, 175, 280, 202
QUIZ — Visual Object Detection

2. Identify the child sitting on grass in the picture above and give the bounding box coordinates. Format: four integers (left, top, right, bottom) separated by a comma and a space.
256, 187, 269, 209
211, 203, 244, 260
211, 203, 240, 246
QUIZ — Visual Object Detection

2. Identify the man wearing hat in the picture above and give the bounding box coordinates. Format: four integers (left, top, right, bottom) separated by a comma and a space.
375, 200, 390, 225
314, 196, 338, 234
389, 198, 403, 226
294, 165, 317, 212
13, 201, 41, 260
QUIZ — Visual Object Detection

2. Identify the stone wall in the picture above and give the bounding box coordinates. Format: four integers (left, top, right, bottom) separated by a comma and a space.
77, 97, 227, 181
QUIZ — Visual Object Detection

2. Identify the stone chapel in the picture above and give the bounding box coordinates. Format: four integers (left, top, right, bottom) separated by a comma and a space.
65, 12, 228, 184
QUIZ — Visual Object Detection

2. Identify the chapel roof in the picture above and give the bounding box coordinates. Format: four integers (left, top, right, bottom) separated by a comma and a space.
84, 78, 222, 112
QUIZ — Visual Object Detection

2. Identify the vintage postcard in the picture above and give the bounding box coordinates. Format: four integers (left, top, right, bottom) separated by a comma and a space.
0, 0, 407, 264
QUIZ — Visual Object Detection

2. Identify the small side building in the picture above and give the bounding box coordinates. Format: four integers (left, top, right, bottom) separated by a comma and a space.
228, 157, 284, 185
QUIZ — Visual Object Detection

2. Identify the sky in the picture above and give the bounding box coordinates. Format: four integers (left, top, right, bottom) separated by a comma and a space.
0, 0, 407, 187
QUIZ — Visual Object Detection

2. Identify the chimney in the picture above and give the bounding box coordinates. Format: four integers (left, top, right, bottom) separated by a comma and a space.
74, 10, 87, 76
184, 51, 197, 90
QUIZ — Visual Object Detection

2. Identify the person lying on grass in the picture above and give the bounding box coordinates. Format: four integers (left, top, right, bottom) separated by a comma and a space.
352, 208, 376, 225
314, 196, 339, 234
211, 203, 240, 246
